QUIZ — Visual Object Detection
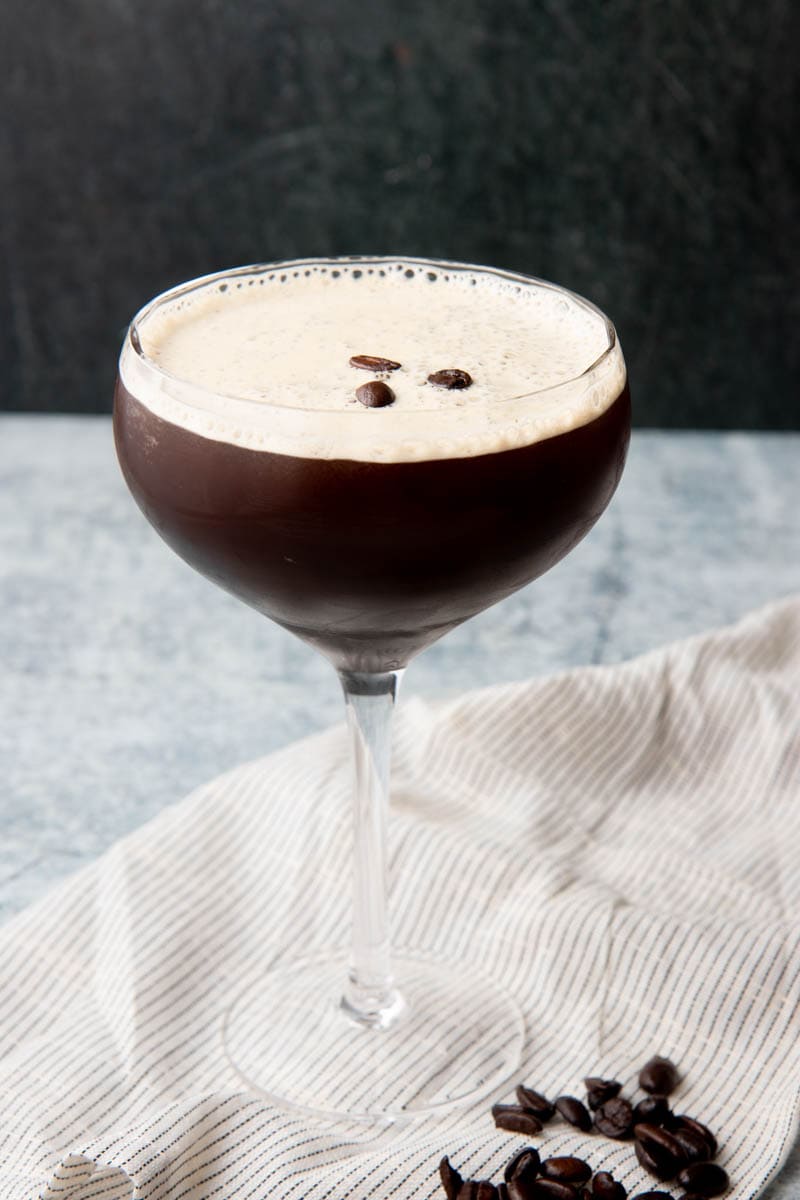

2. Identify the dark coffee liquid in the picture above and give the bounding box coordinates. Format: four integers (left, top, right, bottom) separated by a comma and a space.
114, 382, 630, 671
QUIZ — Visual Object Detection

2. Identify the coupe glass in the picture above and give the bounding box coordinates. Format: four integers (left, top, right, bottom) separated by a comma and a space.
113, 257, 630, 1122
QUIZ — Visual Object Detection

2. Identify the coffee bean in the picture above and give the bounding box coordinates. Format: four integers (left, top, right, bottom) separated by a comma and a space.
458, 1184, 497, 1200
635, 1122, 687, 1163
497, 1186, 509, 1200
635, 1138, 675, 1182
594, 1097, 634, 1138
584, 1077, 623, 1110
634, 1122, 686, 1179
629, 1193, 673, 1199
585, 1075, 623, 1108
356, 380, 395, 407
427, 368, 473, 389
592, 1171, 627, 1199
504, 1147, 541, 1184
672, 1125, 713, 1164
670, 1116, 718, 1160
541, 1157, 591, 1185
633, 1096, 671, 1126
440, 1156, 464, 1200
507, 1177, 537, 1200
638, 1056, 679, 1096
515, 1086, 555, 1121
676, 1163, 729, 1196
529, 1181, 578, 1200
349, 354, 401, 372
493, 1104, 543, 1136
554, 1095, 592, 1131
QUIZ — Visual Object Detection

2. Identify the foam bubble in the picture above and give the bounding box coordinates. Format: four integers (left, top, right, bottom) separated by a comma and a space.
119, 258, 626, 462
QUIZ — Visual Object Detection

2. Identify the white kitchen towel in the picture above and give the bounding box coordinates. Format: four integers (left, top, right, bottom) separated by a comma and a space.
1, 598, 799, 1200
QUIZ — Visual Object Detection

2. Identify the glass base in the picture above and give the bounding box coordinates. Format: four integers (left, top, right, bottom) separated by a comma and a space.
223, 951, 525, 1123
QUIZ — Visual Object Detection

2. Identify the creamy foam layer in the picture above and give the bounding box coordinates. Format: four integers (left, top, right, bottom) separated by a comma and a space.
119, 258, 626, 462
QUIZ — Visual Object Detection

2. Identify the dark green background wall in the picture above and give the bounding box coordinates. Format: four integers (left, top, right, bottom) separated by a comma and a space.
1, 0, 798, 426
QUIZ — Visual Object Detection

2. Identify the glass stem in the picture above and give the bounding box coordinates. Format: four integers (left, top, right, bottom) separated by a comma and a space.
338, 668, 405, 1030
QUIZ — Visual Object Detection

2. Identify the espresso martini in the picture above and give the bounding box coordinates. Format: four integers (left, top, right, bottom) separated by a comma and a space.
114, 258, 629, 672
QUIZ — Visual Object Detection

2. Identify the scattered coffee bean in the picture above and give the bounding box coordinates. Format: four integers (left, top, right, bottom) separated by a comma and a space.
356, 380, 395, 407
584, 1077, 623, 1110
349, 354, 401, 372
459, 1184, 497, 1200
474, 1182, 499, 1200
427, 368, 473, 389
635, 1122, 687, 1160
635, 1124, 687, 1180
504, 1147, 541, 1184
541, 1157, 591, 1185
440, 1156, 463, 1200
638, 1056, 679, 1096
493, 1104, 543, 1136
633, 1096, 671, 1126
507, 1178, 536, 1200
529, 1181, 578, 1200
670, 1116, 718, 1160
676, 1163, 729, 1196
554, 1095, 592, 1132
672, 1125, 713, 1164
515, 1086, 555, 1121
592, 1171, 627, 1199
635, 1138, 674, 1182
594, 1097, 634, 1139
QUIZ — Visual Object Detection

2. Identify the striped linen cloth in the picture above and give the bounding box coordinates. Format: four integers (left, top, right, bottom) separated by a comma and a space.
1, 597, 799, 1199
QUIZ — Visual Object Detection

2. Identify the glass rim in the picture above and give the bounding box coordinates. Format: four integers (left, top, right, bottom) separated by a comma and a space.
124, 255, 622, 418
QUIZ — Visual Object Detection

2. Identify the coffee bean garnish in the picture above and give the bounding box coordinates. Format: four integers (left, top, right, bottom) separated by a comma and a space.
584, 1077, 622, 1111
515, 1085, 555, 1121
540, 1157, 591, 1185
594, 1097, 633, 1139
638, 1056, 679, 1096
349, 354, 401, 372
493, 1103, 543, 1136
592, 1171, 627, 1199
355, 380, 395, 408
676, 1163, 729, 1197
554, 1094, 592, 1132
633, 1096, 671, 1126
504, 1147, 541, 1184
440, 1156, 464, 1200
427, 368, 473, 389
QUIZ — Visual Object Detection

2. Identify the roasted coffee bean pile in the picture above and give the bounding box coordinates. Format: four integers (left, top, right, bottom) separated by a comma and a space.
439, 1057, 729, 1200
349, 353, 474, 405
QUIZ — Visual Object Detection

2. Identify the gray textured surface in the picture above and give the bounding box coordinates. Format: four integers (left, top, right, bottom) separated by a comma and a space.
1, 1, 799, 426
0, 417, 798, 1192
